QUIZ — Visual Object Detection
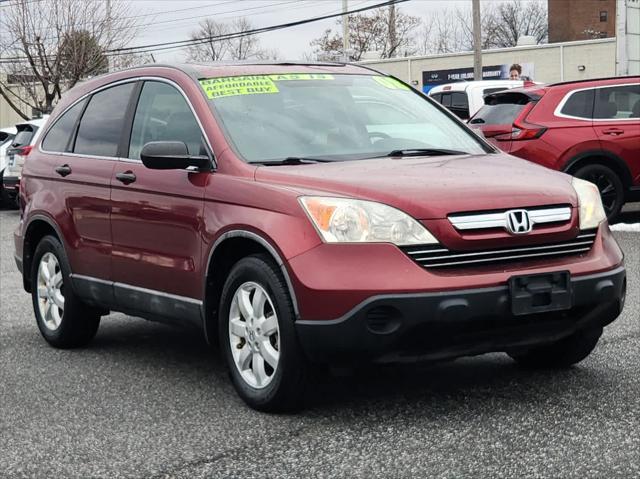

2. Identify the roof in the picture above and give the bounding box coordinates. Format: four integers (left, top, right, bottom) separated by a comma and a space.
429, 80, 526, 93
547, 75, 640, 88
121, 61, 381, 79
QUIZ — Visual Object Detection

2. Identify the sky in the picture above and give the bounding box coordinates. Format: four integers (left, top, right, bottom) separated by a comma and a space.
125, 0, 474, 62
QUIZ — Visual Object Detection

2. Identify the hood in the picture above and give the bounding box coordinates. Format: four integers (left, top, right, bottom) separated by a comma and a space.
254, 153, 577, 219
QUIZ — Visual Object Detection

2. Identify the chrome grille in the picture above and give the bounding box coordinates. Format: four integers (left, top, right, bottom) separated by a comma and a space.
449, 206, 572, 232
401, 230, 596, 269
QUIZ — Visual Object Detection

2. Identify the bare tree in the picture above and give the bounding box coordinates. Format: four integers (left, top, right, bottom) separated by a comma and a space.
0, 0, 137, 119
416, 0, 547, 56
185, 17, 275, 63
490, 0, 548, 47
186, 19, 230, 62
311, 7, 420, 61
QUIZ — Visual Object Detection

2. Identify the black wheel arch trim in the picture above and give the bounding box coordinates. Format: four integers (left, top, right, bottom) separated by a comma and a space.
563, 150, 633, 188
22, 213, 68, 292
203, 230, 301, 339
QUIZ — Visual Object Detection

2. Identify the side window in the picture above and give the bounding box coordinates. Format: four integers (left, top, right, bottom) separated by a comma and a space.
594, 84, 640, 119
439, 93, 452, 107
450, 92, 470, 119
41, 99, 87, 152
128, 81, 204, 160
430, 93, 442, 103
74, 83, 135, 157
560, 89, 595, 119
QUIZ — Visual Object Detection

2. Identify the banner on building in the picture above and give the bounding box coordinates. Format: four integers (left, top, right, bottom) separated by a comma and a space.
421, 63, 535, 92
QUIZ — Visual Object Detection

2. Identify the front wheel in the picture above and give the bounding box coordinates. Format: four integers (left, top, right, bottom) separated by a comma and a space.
508, 326, 602, 369
219, 254, 308, 412
31, 235, 101, 348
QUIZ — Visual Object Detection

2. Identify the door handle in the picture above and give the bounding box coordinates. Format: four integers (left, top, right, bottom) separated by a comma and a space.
602, 128, 624, 136
54, 164, 72, 177
115, 171, 136, 184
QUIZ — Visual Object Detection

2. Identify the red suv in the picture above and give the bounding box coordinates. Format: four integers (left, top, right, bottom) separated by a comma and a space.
469, 77, 640, 219
14, 64, 626, 411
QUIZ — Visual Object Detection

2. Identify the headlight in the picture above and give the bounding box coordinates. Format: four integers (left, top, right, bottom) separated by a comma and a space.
299, 196, 438, 245
572, 177, 606, 229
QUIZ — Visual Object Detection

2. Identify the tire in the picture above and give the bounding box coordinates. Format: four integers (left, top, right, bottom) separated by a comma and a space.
31, 235, 101, 348
219, 254, 308, 412
508, 326, 602, 369
573, 164, 624, 221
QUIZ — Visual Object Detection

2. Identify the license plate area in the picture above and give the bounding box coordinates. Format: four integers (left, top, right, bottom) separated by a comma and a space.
509, 271, 572, 316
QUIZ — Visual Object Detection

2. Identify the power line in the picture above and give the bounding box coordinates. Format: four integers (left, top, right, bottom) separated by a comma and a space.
108, 0, 407, 56
0, 0, 406, 62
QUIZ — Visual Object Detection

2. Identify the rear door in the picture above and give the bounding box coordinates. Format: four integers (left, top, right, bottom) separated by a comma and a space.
35, 82, 137, 285
592, 83, 640, 186
110, 79, 212, 324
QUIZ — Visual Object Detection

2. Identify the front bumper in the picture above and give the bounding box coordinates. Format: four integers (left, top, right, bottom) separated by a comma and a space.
295, 266, 626, 364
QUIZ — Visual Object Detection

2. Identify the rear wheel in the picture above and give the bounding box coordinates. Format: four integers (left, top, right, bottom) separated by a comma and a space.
573, 164, 624, 220
31, 235, 101, 348
219, 254, 308, 412
508, 326, 602, 369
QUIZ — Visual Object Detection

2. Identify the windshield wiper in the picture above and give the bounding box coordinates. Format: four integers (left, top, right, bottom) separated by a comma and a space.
251, 157, 333, 165
385, 148, 469, 157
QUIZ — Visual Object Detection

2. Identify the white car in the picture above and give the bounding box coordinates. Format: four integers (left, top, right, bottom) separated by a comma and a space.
0, 126, 18, 205
428, 80, 533, 120
2, 117, 48, 207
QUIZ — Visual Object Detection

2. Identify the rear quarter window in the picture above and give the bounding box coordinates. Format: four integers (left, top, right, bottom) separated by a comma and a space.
559, 89, 595, 119
41, 99, 87, 152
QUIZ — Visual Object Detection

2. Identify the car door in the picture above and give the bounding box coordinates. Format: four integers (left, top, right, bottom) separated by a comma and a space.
592, 83, 640, 185
33, 83, 136, 287
110, 79, 212, 324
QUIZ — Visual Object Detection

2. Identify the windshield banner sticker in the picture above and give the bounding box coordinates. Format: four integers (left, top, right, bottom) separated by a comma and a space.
268, 74, 334, 81
199, 76, 279, 99
373, 76, 410, 90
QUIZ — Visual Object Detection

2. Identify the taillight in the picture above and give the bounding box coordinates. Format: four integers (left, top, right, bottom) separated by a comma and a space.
510, 101, 546, 141
17, 145, 33, 156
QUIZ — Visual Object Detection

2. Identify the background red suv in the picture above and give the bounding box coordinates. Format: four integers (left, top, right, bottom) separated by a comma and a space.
470, 77, 640, 219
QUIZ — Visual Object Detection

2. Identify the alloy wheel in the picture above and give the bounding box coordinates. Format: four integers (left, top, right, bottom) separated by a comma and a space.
36, 252, 65, 331
228, 282, 280, 389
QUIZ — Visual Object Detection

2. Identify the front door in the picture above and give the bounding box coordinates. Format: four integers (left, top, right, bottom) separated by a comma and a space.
110, 80, 211, 325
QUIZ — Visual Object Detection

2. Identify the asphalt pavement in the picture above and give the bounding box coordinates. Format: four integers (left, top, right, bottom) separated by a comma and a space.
1, 205, 639, 478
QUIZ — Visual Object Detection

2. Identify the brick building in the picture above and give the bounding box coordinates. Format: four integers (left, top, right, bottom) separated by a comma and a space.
548, 0, 617, 43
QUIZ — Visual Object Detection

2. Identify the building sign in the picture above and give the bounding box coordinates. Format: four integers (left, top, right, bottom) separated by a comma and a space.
421, 63, 535, 92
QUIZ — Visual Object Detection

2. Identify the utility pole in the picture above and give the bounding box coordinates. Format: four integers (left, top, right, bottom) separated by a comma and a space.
389, 3, 397, 58
106, 0, 112, 71
472, 0, 482, 80
342, 0, 350, 62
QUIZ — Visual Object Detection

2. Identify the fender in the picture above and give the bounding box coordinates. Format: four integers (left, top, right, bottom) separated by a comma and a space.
562, 149, 633, 187
203, 229, 301, 325
22, 213, 68, 290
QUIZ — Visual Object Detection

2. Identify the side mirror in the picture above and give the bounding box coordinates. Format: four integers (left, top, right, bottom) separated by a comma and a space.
140, 141, 210, 170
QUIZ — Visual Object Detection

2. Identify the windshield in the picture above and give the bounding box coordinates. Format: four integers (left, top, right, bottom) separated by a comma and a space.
202, 74, 489, 163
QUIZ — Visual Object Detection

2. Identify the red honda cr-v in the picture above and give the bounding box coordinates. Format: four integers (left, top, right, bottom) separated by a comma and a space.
469, 76, 640, 219
14, 63, 626, 411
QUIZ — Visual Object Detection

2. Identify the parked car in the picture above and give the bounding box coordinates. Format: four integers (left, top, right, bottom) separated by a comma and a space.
14, 63, 625, 411
3, 118, 47, 207
469, 76, 640, 219
429, 80, 533, 120
0, 126, 17, 205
